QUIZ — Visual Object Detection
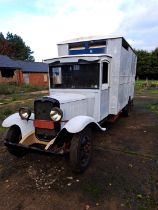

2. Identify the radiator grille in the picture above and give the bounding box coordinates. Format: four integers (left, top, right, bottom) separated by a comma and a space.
34, 97, 60, 141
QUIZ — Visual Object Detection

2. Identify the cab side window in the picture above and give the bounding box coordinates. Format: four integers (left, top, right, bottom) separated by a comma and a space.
102, 62, 108, 84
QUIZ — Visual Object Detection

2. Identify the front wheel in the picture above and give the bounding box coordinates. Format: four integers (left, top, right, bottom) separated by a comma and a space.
70, 126, 93, 173
4, 125, 27, 157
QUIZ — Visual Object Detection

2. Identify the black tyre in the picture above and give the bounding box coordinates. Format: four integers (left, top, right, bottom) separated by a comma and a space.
122, 98, 133, 117
70, 126, 93, 173
122, 104, 129, 117
130, 99, 134, 111
4, 125, 27, 157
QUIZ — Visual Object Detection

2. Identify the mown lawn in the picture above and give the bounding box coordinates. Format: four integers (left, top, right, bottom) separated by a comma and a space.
0, 83, 48, 95
135, 80, 158, 115
135, 80, 158, 95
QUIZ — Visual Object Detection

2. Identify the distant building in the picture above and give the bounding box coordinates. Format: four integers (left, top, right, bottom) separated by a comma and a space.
17, 60, 48, 86
0, 55, 48, 86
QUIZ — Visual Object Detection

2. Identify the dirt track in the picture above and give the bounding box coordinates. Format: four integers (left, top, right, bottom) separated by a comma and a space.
0, 95, 158, 210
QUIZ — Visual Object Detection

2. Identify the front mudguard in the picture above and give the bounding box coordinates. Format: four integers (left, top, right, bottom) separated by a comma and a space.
49, 115, 106, 150
2, 113, 35, 138
63, 116, 106, 133
2, 114, 106, 149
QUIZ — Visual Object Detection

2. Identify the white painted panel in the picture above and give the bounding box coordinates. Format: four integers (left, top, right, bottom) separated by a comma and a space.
60, 97, 95, 121
117, 46, 137, 111
58, 44, 69, 56
107, 38, 122, 115
49, 89, 100, 122
100, 89, 109, 119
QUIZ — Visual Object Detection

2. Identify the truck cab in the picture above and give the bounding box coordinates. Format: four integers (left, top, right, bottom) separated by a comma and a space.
47, 54, 111, 123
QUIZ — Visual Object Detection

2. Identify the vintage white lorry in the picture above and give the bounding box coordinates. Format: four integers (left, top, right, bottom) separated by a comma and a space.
2, 36, 137, 172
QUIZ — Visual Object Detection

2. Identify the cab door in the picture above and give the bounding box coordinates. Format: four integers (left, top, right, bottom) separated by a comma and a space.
100, 61, 110, 120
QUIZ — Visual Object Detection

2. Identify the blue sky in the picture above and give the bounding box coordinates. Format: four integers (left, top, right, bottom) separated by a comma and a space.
0, 0, 158, 61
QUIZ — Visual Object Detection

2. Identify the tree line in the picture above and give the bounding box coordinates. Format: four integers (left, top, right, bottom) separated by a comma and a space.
135, 48, 158, 80
0, 32, 34, 61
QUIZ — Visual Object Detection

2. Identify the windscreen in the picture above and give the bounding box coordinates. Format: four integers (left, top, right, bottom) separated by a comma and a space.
49, 63, 99, 89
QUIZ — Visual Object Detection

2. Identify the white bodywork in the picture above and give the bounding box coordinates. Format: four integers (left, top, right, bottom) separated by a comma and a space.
63, 116, 106, 133
2, 36, 137, 141
2, 113, 34, 138
46, 36, 137, 118
46, 54, 112, 122
49, 92, 98, 123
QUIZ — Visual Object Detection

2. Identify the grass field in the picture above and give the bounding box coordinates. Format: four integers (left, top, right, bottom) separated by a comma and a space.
135, 80, 158, 94
0, 83, 48, 95
0, 83, 48, 105
0, 81, 158, 121
0, 83, 48, 122
135, 80, 158, 115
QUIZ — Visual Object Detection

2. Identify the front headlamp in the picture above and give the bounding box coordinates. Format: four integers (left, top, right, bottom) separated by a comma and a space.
19, 107, 31, 120
50, 107, 63, 122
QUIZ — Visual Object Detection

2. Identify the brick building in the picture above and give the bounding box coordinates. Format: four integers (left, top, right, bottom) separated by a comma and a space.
17, 60, 48, 86
0, 55, 48, 86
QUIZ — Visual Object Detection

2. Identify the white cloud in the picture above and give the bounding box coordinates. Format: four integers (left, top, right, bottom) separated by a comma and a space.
118, 0, 158, 50
0, 0, 125, 61
0, 0, 158, 60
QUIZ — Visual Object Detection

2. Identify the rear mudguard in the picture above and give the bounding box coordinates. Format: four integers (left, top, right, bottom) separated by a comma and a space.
2, 114, 106, 140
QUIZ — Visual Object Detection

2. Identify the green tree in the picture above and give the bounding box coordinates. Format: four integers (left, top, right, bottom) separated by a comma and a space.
0, 32, 34, 61
0, 32, 11, 55
151, 48, 158, 77
135, 49, 151, 78
135, 48, 158, 79
0, 32, 4, 40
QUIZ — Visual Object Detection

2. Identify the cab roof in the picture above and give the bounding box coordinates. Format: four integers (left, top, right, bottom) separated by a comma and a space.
44, 54, 112, 64
57, 35, 123, 45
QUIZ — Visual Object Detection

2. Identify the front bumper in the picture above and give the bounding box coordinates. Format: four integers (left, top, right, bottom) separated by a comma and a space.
4, 141, 64, 156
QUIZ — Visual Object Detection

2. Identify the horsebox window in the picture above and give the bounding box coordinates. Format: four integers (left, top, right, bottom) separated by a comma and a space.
89, 40, 106, 48
69, 42, 85, 50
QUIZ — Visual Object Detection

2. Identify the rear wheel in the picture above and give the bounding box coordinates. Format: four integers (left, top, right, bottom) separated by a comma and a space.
122, 104, 129, 117
70, 127, 93, 173
4, 125, 27, 157
122, 98, 133, 117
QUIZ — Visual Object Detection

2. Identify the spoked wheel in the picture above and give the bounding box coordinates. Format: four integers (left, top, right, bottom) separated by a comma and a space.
4, 125, 27, 157
70, 126, 93, 173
